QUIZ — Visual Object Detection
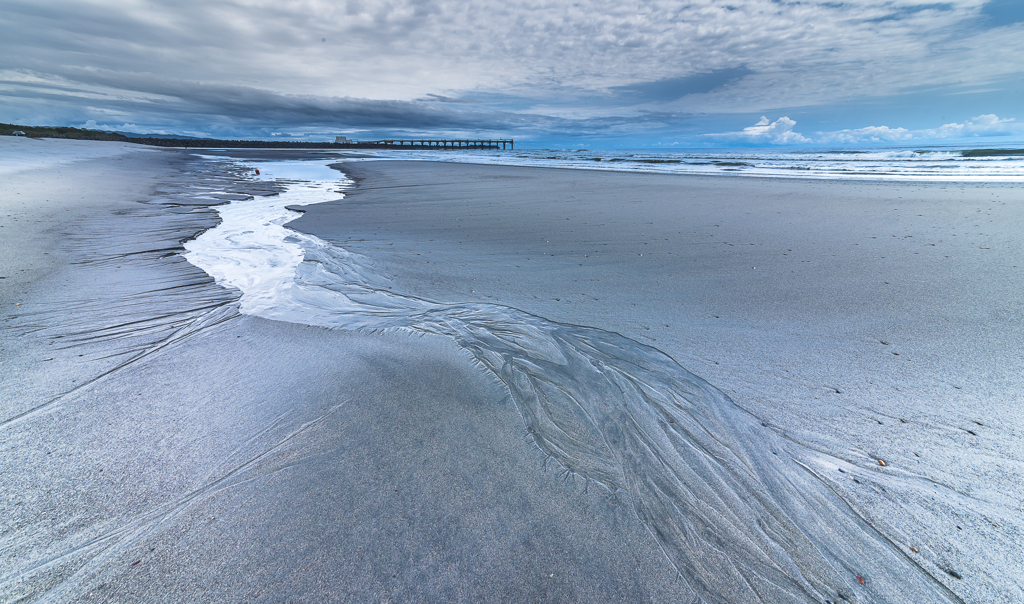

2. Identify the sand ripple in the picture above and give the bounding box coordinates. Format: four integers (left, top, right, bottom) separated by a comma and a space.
277, 232, 961, 604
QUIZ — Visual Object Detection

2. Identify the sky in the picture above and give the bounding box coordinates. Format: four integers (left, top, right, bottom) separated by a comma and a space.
2, 0, 1023, 147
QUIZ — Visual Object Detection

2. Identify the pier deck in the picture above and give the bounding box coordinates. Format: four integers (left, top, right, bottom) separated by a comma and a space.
349, 139, 513, 150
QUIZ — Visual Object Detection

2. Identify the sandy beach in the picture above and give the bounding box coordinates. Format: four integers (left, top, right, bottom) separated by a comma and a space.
2, 140, 1022, 603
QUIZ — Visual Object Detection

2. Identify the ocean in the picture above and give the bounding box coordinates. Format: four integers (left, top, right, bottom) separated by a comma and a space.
336, 145, 1024, 181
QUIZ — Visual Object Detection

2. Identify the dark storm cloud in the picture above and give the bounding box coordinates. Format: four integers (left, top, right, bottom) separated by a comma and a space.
610, 68, 754, 103
0, 68, 693, 140
418, 94, 482, 104
864, 3, 955, 23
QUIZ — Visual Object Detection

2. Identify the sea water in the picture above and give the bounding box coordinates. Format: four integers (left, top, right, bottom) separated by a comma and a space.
339, 145, 1024, 181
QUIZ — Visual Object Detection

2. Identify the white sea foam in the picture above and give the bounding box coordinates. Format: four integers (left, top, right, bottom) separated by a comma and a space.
182, 161, 352, 318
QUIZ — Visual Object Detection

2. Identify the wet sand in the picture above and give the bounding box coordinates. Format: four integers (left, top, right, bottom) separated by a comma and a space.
292, 161, 1023, 603
2, 143, 1022, 603
1, 143, 679, 603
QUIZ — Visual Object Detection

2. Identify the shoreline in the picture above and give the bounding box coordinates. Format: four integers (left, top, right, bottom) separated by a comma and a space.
3, 142, 1022, 602
170, 145, 1024, 183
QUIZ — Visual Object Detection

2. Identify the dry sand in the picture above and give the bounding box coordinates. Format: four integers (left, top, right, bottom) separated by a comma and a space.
2, 143, 1022, 603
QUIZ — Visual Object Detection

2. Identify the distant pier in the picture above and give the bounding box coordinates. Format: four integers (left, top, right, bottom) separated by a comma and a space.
341, 138, 513, 150
117, 137, 514, 150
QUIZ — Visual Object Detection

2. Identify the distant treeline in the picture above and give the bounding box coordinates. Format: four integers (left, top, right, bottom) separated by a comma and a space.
1, 123, 128, 141
1, 124, 348, 147
1, 124, 425, 149
124, 137, 357, 148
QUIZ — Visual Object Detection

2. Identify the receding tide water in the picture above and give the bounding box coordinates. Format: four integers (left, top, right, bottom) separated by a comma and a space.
179, 157, 976, 603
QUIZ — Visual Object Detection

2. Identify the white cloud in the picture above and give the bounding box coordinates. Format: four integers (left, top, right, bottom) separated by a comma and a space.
706, 116, 810, 144
81, 119, 174, 134
2, 0, 1022, 112
3, 1, 1022, 139
815, 114, 1023, 143
744, 116, 810, 144
817, 125, 913, 144
927, 114, 1020, 138
83, 119, 133, 131
711, 114, 1023, 146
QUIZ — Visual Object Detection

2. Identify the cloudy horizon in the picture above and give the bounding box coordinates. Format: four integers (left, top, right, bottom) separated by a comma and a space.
2, 0, 1023, 147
